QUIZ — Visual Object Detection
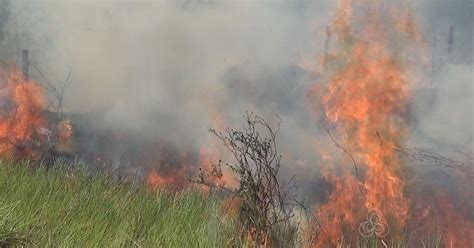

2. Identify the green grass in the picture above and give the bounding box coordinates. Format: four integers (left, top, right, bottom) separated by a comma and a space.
0, 159, 457, 248
0, 159, 235, 247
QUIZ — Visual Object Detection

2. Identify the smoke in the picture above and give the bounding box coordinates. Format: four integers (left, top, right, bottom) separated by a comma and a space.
408, 0, 474, 156
0, 0, 472, 190
1, 0, 329, 149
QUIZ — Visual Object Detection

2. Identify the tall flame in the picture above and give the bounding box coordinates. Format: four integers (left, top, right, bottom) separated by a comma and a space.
310, 0, 420, 245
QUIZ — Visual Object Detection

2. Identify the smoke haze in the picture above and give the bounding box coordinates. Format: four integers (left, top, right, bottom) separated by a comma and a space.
0, 0, 472, 182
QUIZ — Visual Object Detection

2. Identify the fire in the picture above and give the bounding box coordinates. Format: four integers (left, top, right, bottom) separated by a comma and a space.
147, 167, 188, 190
310, 0, 419, 245
144, 94, 238, 191
197, 98, 238, 190
409, 190, 474, 247
145, 144, 238, 191
309, 1, 473, 246
144, 106, 237, 191
0, 66, 49, 159
146, 150, 191, 190
57, 120, 73, 145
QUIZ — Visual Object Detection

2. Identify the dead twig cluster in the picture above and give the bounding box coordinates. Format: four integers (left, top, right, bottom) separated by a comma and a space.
194, 112, 299, 247
30, 61, 72, 120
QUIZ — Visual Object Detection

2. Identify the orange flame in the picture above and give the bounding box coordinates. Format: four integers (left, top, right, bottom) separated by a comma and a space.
57, 120, 73, 145
147, 167, 188, 190
310, 1, 421, 245
146, 151, 191, 190
145, 100, 237, 191
409, 190, 474, 247
0, 66, 49, 159
198, 98, 238, 190
310, 1, 473, 246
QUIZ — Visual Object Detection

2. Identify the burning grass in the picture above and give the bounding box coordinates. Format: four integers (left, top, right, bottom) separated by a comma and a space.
0, 159, 238, 247
0, 1, 472, 247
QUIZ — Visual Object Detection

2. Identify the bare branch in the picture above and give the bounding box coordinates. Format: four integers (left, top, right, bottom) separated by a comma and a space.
30, 60, 72, 120
194, 112, 299, 246
320, 121, 366, 198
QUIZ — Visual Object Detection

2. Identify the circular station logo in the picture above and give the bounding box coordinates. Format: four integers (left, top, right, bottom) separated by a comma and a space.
359, 209, 390, 238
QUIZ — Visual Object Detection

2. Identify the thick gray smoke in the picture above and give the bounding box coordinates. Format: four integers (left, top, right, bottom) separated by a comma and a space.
0, 0, 328, 152
0, 0, 472, 188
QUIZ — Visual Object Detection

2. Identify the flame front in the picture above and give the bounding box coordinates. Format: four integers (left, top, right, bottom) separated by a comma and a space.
0, 66, 48, 159
310, 0, 417, 245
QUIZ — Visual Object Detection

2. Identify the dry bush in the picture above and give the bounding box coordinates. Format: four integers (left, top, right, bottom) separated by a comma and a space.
194, 113, 299, 247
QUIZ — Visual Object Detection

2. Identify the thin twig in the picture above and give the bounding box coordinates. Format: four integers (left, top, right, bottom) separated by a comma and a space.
321, 121, 366, 198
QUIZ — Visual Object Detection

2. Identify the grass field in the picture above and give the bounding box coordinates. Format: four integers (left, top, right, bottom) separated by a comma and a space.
0, 159, 236, 247
0, 159, 461, 248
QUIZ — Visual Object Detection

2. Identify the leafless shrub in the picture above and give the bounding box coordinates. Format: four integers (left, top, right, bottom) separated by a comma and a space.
194, 112, 300, 247
31, 61, 72, 120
